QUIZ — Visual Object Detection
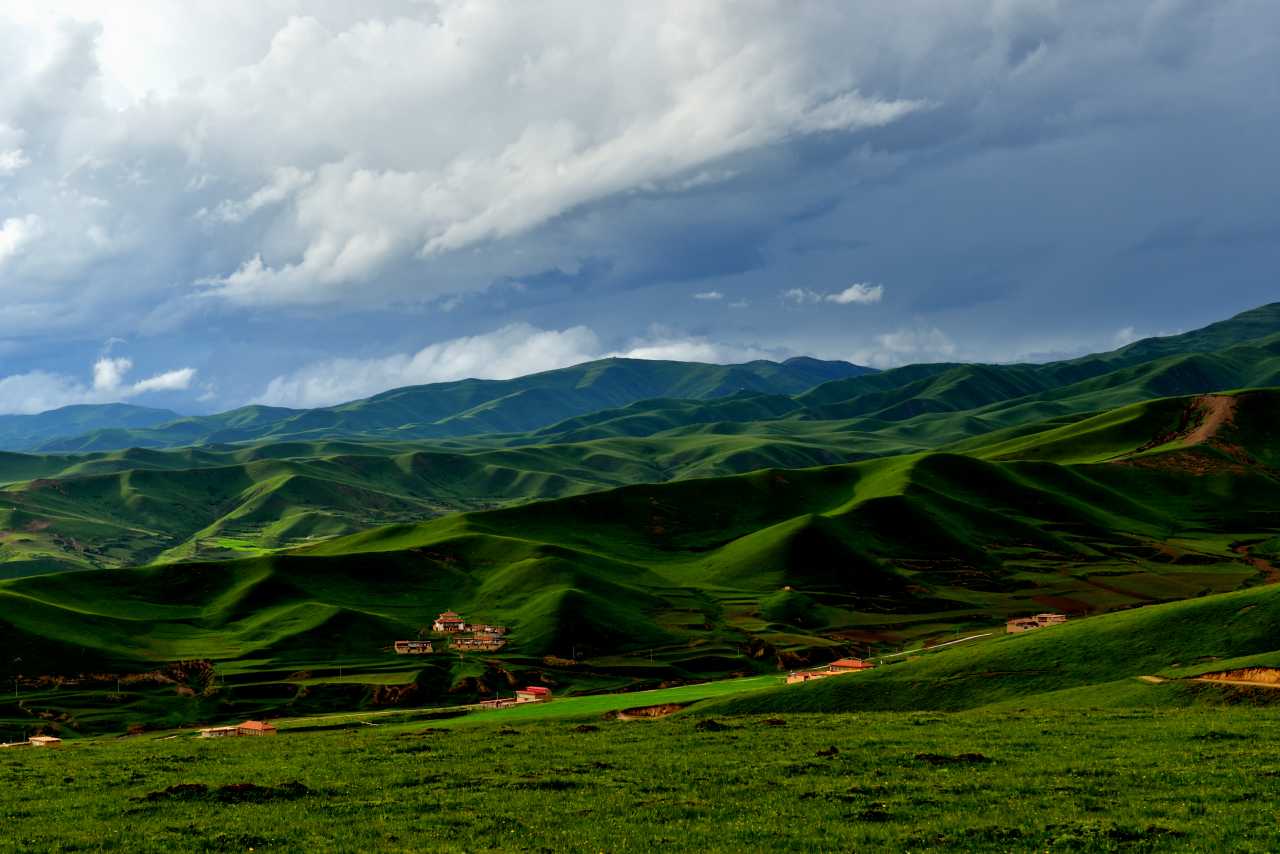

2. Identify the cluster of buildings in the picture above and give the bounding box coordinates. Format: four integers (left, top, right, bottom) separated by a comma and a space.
786, 658, 875, 685
1006, 613, 1068, 633
393, 610, 510, 655
198, 720, 278, 738
476, 686, 553, 710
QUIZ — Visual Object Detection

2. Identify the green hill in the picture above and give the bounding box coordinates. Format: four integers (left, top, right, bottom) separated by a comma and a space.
32, 357, 871, 452
0, 404, 180, 452
4, 387, 1278, 731
708, 582, 1280, 716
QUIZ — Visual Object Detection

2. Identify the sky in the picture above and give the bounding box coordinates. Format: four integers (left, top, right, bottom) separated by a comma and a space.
0, 1, 1277, 414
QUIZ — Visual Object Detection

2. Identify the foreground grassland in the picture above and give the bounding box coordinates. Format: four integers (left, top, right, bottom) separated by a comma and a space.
3, 707, 1279, 852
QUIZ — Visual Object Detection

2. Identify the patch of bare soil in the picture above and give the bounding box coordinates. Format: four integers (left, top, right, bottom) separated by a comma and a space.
1196, 667, 1280, 688
1118, 395, 1257, 475
608, 703, 687, 721
1231, 543, 1280, 585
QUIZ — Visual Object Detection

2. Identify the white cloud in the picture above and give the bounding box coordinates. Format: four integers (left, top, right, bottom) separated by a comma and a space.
850, 327, 957, 369
1113, 326, 1140, 347
827, 283, 884, 305
693, 290, 724, 301
92, 356, 133, 391
0, 356, 197, 414
0, 148, 29, 175
255, 322, 780, 408
201, 166, 313, 224
783, 283, 884, 305
131, 367, 197, 393
255, 324, 604, 408
0, 215, 43, 267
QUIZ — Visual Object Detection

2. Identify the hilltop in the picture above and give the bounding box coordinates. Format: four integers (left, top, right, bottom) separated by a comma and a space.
1, 302, 1278, 575
20, 357, 872, 453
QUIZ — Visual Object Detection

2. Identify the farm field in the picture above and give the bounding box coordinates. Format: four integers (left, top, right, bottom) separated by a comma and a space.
3, 704, 1280, 852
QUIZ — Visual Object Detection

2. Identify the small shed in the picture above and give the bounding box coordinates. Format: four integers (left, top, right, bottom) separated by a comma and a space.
515, 686, 552, 703
237, 720, 278, 736
394, 640, 434, 655
29, 736, 62, 748
198, 726, 239, 739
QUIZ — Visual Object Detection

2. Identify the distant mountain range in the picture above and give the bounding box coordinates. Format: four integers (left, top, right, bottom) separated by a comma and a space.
1, 356, 872, 453
0, 302, 1278, 577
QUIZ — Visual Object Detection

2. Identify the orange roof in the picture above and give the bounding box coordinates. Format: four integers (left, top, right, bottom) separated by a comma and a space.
519, 686, 551, 695
238, 720, 276, 731
438, 611, 461, 618
830, 658, 873, 669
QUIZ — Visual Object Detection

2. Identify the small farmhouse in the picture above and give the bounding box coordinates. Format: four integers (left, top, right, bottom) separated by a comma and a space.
471, 624, 508, 637
828, 658, 875, 672
515, 686, 552, 703
29, 735, 62, 748
393, 640, 434, 655
237, 720, 278, 736
452, 636, 507, 652
1006, 613, 1069, 634
432, 611, 468, 633
198, 726, 239, 738
476, 697, 518, 710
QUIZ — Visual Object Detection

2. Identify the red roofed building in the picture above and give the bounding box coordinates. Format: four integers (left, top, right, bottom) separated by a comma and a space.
515, 686, 552, 703
432, 611, 468, 633
827, 658, 875, 672
237, 720, 278, 736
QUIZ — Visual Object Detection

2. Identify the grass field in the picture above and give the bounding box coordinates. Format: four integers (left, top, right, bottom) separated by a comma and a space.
3, 704, 1280, 852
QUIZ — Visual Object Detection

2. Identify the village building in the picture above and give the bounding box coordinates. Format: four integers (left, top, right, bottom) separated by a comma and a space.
1006, 613, 1069, 634
471, 624, 508, 637
393, 640, 434, 655
787, 657, 876, 684
198, 726, 240, 738
827, 658, 875, 672
451, 636, 507, 652
515, 686, 552, 703
476, 697, 518, 710
29, 735, 61, 748
236, 720, 278, 736
432, 611, 468, 633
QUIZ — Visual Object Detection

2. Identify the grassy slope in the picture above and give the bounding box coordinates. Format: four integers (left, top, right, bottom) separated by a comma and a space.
709, 582, 1280, 715
3, 304, 1278, 576
0, 427, 895, 574
3, 389, 1278, 732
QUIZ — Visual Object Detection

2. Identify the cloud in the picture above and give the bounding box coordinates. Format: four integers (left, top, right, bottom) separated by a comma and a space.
1113, 326, 1140, 347
850, 326, 957, 368
693, 291, 724, 301
826, 283, 884, 304
255, 324, 604, 408
255, 322, 780, 408
92, 356, 132, 391
0, 215, 42, 267
783, 283, 884, 305
0, 148, 29, 175
0, 356, 197, 414
201, 166, 313, 224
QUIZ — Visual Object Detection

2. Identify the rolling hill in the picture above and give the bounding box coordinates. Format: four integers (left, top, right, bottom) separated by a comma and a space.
0, 404, 180, 452
28, 357, 872, 452
3, 386, 1279, 731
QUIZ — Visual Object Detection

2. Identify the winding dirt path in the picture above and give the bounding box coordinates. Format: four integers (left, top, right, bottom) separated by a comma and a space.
1231, 543, 1280, 585
1184, 395, 1237, 445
